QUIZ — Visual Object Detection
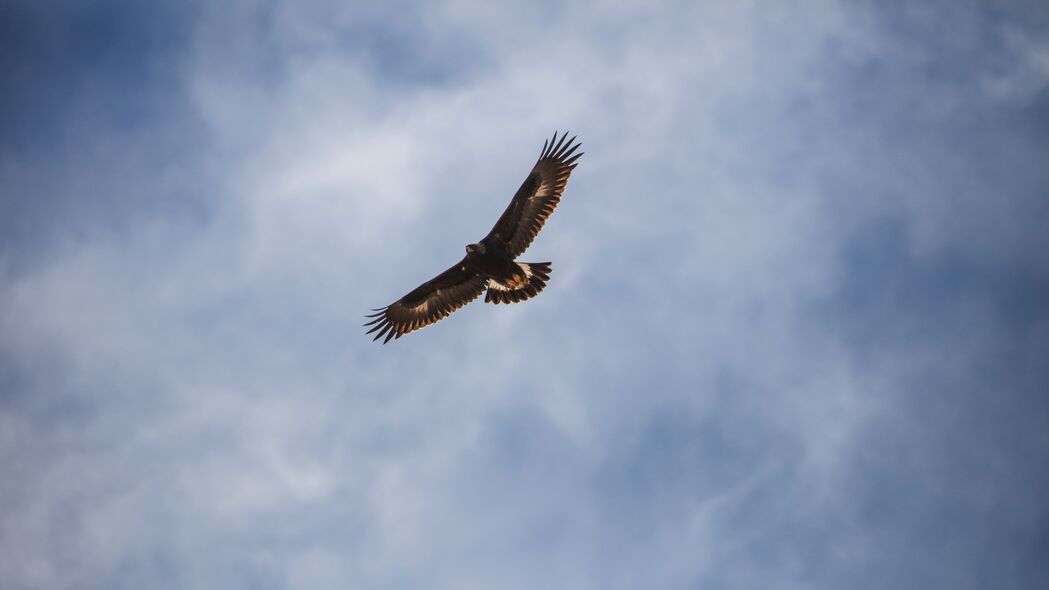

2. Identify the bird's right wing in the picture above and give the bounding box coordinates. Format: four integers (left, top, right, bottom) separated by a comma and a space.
365, 257, 487, 343
481, 131, 582, 258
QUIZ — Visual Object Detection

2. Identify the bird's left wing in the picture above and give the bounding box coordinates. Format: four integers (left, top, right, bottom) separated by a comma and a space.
365, 257, 487, 343
482, 131, 582, 258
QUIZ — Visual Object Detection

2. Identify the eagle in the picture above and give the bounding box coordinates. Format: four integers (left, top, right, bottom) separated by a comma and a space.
365, 131, 583, 343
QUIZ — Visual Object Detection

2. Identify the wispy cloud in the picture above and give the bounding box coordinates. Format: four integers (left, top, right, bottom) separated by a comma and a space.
2, 1, 1047, 588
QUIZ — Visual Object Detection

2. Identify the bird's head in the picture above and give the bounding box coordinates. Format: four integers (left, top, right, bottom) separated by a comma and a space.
465, 243, 486, 256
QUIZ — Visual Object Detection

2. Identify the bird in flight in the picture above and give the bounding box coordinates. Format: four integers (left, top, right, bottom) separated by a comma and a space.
365, 131, 583, 343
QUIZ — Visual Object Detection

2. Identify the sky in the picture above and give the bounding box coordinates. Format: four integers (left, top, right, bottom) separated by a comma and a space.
2, 0, 1048, 588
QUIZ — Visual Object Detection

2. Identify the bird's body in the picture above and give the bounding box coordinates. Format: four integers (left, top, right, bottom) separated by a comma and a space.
366, 131, 581, 343
464, 242, 532, 291
466, 243, 517, 282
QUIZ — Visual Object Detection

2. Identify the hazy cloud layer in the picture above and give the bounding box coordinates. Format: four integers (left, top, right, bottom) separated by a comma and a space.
2, 1, 1048, 588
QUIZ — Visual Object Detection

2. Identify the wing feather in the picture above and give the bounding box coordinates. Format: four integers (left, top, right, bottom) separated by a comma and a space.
482, 131, 582, 258
365, 258, 486, 343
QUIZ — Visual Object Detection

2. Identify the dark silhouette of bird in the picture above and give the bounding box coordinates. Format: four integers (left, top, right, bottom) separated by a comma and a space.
365, 131, 582, 343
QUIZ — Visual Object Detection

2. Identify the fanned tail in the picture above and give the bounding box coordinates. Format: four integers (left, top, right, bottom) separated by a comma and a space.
485, 262, 551, 304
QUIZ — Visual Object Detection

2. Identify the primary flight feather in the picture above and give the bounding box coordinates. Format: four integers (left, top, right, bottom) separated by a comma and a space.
365, 131, 582, 343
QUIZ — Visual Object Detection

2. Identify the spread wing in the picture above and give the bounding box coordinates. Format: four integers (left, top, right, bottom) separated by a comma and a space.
365, 257, 487, 343
482, 131, 582, 258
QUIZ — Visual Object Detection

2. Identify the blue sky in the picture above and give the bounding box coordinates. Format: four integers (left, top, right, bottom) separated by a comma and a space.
2, 1, 1048, 588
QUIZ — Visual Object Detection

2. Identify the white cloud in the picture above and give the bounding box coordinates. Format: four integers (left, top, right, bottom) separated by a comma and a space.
2, 1, 1047, 588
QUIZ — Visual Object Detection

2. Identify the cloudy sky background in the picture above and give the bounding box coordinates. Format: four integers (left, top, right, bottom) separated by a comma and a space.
2, 0, 1048, 588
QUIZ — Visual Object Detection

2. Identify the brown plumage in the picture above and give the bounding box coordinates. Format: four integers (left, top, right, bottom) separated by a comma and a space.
365, 132, 582, 343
